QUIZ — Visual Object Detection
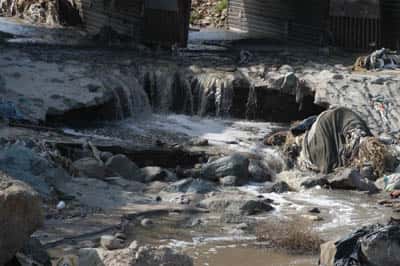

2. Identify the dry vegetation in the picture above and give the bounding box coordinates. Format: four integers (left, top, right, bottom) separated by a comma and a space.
255, 218, 323, 254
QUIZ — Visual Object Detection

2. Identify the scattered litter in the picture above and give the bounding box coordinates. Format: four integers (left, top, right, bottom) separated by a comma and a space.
383, 174, 400, 192
56, 201, 66, 210
368, 94, 391, 128
354, 48, 400, 71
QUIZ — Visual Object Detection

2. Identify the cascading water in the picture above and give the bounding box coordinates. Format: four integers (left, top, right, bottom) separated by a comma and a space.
68, 65, 325, 123
103, 69, 152, 120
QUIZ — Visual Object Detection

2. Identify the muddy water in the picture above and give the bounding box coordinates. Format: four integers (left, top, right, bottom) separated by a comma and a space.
130, 212, 317, 266
241, 186, 393, 240
66, 114, 395, 265
189, 244, 316, 266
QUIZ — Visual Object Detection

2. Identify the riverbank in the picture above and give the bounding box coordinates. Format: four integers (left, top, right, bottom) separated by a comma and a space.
0, 32, 400, 265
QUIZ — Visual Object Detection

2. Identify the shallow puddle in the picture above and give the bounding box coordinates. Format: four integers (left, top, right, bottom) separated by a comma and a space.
188, 244, 317, 266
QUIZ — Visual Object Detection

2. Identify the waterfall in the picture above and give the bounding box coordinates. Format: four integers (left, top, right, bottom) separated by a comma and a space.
103, 69, 152, 120
102, 66, 323, 122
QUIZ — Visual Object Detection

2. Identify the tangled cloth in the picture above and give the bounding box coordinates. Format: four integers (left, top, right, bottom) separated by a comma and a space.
299, 107, 372, 174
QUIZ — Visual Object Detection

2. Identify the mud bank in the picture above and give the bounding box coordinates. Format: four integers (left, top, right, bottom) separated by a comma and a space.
1, 41, 400, 265
0, 45, 399, 138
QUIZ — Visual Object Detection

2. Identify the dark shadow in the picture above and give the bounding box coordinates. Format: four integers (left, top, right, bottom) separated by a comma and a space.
58, 0, 82, 26
229, 0, 330, 46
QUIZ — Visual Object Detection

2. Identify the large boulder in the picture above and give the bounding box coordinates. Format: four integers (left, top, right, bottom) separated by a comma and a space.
16, 237, 51, 266
0, 144, 52, 196
201, 192, 274, 216
248, 159, 273, 183
105, 154, 143, 182
360, 224, 400, 266
260, 181, 291, 194
327, 168, 378, 192
72, 157, 106, 179
301, 175, 329, 189
0, 172, 43, 265
200, 153, 249, 182
319, 223, 400, 266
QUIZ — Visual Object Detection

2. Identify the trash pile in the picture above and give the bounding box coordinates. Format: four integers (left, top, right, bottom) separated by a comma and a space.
319, 220, 400, 266
298, 107, 373, 174
0, 0, 81, 26
267, 107, 394, 181
354, 48, 400, 71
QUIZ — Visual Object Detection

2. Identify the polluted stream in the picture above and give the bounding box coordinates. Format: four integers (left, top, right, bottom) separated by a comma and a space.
64, 114, 394, 266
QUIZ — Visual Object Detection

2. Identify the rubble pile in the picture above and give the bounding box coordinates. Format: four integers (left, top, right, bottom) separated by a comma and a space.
191, 0, 227, 28
354, 48, 400, 71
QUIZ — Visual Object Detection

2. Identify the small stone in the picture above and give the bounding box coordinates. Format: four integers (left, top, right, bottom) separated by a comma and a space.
55, 255, 79, 266
301, 214, 323, 222
190, 218, 202, 227
309, 207, 321, 214
100, 235, 124, 250
189, 138, 209, 146
180, 198, 191, 205
248, 159, 273, 183
72, 157, 106, 179
236, 223, 249, 230
301, 176, 329, 189
260, 181, 291, 193
100, 151, 113, 162
128, 240, 139, 250
140, 167, 177, 183
141, 218, 153, 227
240, 200, 274, 215
219, 176, 238, 186
332, 74, 344, 80
105, 154, 142, 182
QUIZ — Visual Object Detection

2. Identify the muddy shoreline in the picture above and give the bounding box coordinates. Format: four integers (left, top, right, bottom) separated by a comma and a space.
0, 29, 399, 265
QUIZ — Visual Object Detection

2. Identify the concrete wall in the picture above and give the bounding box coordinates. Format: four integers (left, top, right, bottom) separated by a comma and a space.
227, 0, 329, 45
76, 0, 144, 40
381, 0, 400, 49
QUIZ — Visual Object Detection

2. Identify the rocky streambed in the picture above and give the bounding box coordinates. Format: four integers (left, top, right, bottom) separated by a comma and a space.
25, 113, 394, 266
0, 40, 400, 265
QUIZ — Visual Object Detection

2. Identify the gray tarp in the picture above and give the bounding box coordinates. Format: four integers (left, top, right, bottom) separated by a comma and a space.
323, 222, 400, 266
302, 107, 372, 174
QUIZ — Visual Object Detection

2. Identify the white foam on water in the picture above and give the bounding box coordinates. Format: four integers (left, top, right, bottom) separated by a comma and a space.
124, 114, 286, 171
62, 128, 120, 140
239, 183, 391, 237
167, 235, 257, 250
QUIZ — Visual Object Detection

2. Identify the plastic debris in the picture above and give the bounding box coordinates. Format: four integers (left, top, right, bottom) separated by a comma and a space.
56, 201, 66, 210
354, 48, 400, 71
